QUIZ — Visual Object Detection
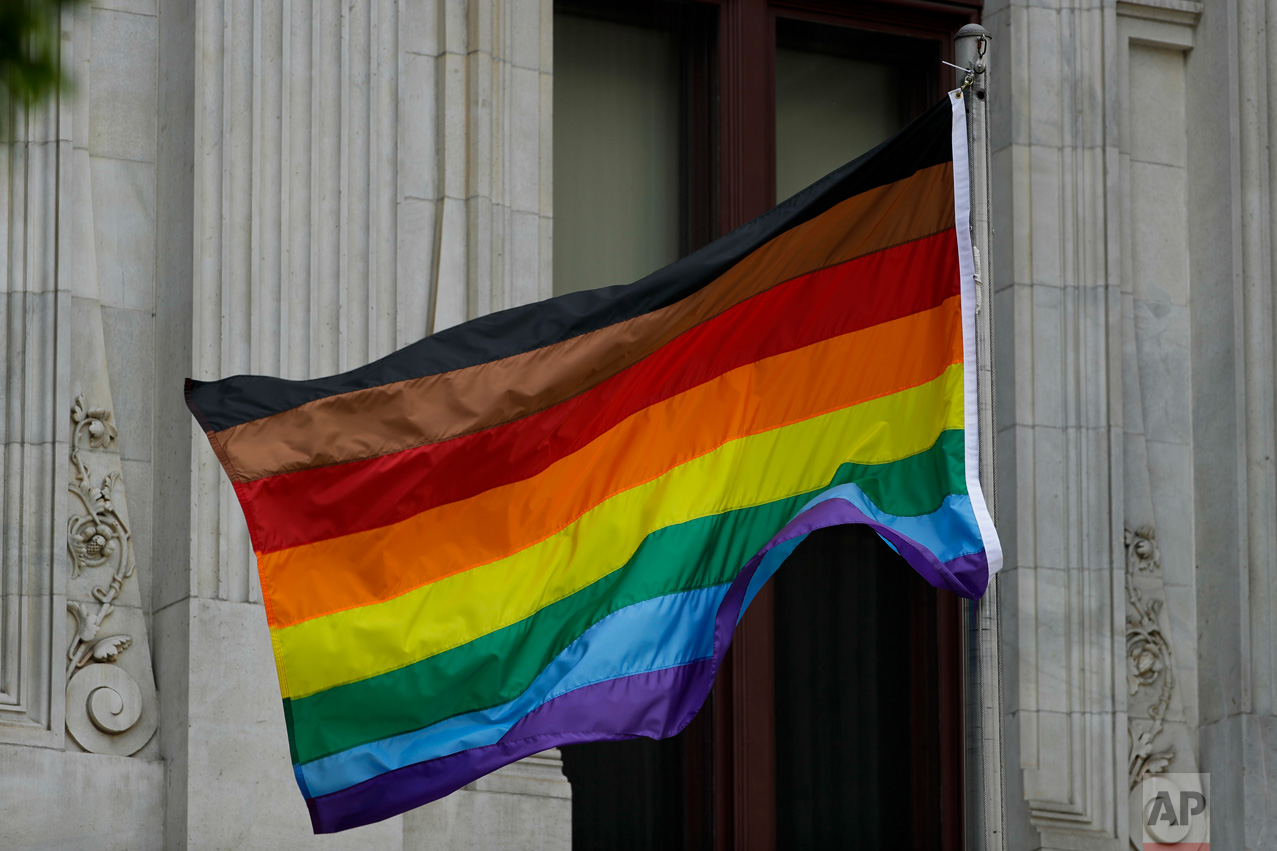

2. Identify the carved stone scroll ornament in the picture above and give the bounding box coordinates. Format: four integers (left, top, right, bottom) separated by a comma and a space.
1124, 527, 1175, 790
64, 394, 156, 755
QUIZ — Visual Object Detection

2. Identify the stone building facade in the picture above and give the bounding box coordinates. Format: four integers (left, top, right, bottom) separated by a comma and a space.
0, 0, 1271, 849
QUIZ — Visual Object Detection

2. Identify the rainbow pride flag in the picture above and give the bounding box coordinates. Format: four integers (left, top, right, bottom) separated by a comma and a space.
185, 92, 1000, 833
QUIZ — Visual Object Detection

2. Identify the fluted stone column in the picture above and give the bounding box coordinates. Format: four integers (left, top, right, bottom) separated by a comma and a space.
1187, 1, 1277, 847
154, 1, 564, 848
985, 0, 1203, 848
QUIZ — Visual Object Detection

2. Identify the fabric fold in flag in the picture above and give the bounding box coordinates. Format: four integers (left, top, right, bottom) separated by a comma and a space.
184, 90, 1001, 834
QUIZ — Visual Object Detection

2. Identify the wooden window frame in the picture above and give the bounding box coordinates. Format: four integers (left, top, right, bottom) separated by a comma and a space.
552, 3, 979, 847
700, 2, 978, 849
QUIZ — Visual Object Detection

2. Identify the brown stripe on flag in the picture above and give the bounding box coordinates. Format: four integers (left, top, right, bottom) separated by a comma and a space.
214, 162, 954, 483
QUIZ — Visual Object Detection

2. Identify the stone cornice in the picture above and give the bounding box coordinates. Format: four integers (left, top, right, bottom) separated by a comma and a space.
1116, 0, 1203, 28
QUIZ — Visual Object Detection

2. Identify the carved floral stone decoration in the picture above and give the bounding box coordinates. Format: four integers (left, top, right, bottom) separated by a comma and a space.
1125, 526, 1175, 789
65, 394, 151, 754
1125, 524, 1160, 574
67, 395, 125, 581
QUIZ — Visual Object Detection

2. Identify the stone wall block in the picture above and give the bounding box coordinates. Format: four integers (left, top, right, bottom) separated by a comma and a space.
91, 158, 157, 313
0, 743, 164, 850
1127, 46, 1187, 167
89, 9, 159, 162
1131, 302, 1190, 446
396, 197, 438, 340
1028, 146, 1063, 288
401, 52, 439, 201
1027, 6, 1063, 147
182, 597, 402, 849
1130, 163, 1189, 307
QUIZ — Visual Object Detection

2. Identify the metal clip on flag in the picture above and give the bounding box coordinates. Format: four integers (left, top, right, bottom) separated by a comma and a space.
185, 92, 1002, 834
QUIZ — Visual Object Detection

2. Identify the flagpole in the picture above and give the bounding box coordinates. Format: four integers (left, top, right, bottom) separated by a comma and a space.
954, 23, 1006, 851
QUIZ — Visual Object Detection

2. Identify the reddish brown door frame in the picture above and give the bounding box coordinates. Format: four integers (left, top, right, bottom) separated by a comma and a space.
936, 590, 964, 848
714, 2, 777, 847
719, 0, 778, 227
705, 2, 978, 849
552, 3, 979, 847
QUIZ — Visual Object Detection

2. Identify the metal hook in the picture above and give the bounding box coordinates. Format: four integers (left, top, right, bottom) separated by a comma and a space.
941, 59, 976, 91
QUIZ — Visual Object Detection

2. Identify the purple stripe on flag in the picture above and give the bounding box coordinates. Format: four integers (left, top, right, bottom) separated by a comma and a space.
307, 658, 717, 833
790, 497, 990, 599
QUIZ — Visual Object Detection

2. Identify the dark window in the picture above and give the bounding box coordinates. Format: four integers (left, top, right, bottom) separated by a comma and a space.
554, 2, 976, 848
552, 2, 716, 295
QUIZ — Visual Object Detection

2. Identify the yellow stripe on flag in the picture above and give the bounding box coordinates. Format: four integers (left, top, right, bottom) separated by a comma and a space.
273, 364, 965, 699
